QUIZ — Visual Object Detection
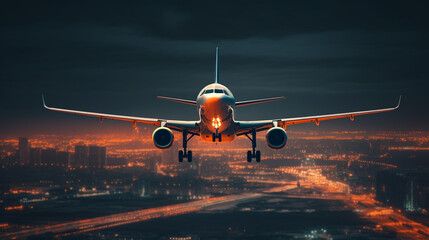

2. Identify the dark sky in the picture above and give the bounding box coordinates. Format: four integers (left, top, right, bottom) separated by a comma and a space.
1, 1, 428, 136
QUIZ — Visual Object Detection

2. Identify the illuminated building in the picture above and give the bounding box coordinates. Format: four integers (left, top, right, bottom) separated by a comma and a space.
73, 145, 107, 168
376, 169, 429, 211
132, 179, 150, 197
18, 137, 30, 165
404, 180, 415, 212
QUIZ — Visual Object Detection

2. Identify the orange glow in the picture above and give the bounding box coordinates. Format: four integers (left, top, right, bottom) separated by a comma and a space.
212, 117, 221, 129
9, 189, 43, 195
0, 223, 9, 228
5, 205, 23, 211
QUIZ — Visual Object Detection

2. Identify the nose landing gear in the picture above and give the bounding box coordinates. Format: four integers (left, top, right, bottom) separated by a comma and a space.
179, 130, 195, 162
245, 129, 261, 162
212, 132, 222, 142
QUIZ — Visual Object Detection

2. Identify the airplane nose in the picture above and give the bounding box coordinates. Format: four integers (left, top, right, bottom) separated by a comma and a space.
201, 96, 230, 131
202, 96, 228, 114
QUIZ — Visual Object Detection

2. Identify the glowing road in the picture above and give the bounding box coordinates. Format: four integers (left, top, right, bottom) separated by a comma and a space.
292, 169, 429, 240
0, 192, 270, 239
3, 167, 429, 240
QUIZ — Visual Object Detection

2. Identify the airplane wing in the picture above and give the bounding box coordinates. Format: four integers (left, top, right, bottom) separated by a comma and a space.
236, 96, 401, 135
42, 95, 199, 134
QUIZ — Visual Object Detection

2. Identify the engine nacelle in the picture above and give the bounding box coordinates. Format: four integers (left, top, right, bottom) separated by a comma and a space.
266, 127, 288, 150
152, 127, 174, 149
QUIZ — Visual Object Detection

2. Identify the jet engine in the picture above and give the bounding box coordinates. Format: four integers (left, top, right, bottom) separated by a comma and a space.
152, 127, 174, 149
266, 127, 287, 150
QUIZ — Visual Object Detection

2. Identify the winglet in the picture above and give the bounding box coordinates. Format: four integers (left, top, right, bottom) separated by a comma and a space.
41, 94, 48, 109
395, 95, 402, 109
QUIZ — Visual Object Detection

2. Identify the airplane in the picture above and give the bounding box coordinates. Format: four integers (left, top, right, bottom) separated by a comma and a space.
42, 47, 401, 163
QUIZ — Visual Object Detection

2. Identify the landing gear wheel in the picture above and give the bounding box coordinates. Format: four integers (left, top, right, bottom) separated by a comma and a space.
179, 130, 195, 163
247, 151, 252, 162
255, 151, 261, 162
178, 150, 184, 162
187, 151, 193, 162
245, 129, 260, 163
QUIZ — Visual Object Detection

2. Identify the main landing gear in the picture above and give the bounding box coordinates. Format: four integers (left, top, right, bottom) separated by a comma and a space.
245, 129, 261, 162
179, 130, 195, 163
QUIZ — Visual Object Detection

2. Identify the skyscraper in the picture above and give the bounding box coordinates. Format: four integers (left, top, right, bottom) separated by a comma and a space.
74, 145, 88, 168
88, 146, 106, 168
30, 147, 42, 166
18, 137, 30, 165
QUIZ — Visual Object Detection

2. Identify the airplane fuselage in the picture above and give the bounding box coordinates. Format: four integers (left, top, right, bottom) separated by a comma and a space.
197, 83, 236, 142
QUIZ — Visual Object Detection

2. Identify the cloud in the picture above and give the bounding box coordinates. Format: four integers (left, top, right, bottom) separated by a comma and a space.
1, 1, 429, 40
0, 1, 428, 133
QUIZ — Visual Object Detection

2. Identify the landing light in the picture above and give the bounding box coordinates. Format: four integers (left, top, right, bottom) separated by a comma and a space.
212, 117, 222, 129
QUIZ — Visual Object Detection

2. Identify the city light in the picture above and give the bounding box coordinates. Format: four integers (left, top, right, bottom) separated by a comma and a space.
1, 130, 429, 239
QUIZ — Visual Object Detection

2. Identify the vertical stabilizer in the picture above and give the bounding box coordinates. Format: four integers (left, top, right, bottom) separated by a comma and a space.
215, 47, 219, 83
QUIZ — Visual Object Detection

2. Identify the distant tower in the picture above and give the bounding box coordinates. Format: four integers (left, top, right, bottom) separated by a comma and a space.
74, 145, 89, 168
405, 180, 415, 212
18, 137, 30, 165
30, 147, 42, 166
89, 146, 107, 168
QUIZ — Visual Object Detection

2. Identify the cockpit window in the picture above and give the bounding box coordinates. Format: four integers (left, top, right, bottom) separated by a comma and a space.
203, 89, 228, 95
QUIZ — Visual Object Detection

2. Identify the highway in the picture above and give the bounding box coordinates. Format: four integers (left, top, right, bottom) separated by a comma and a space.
0, 185, 297, 240
348, 194, 429, 240
269, 192, 429, 239
294, 169, 429, 240
3, 170, 429, 240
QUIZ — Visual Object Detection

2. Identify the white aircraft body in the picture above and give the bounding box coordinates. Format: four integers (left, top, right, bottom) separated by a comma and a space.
43, 47, 401, 162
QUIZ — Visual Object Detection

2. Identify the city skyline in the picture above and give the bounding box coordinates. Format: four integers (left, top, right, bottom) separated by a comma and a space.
1, 130, 429, 239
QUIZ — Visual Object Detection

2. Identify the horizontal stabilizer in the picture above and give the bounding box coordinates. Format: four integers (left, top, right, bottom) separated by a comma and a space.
157, 96, 197, 106
236, 96, 285, 107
